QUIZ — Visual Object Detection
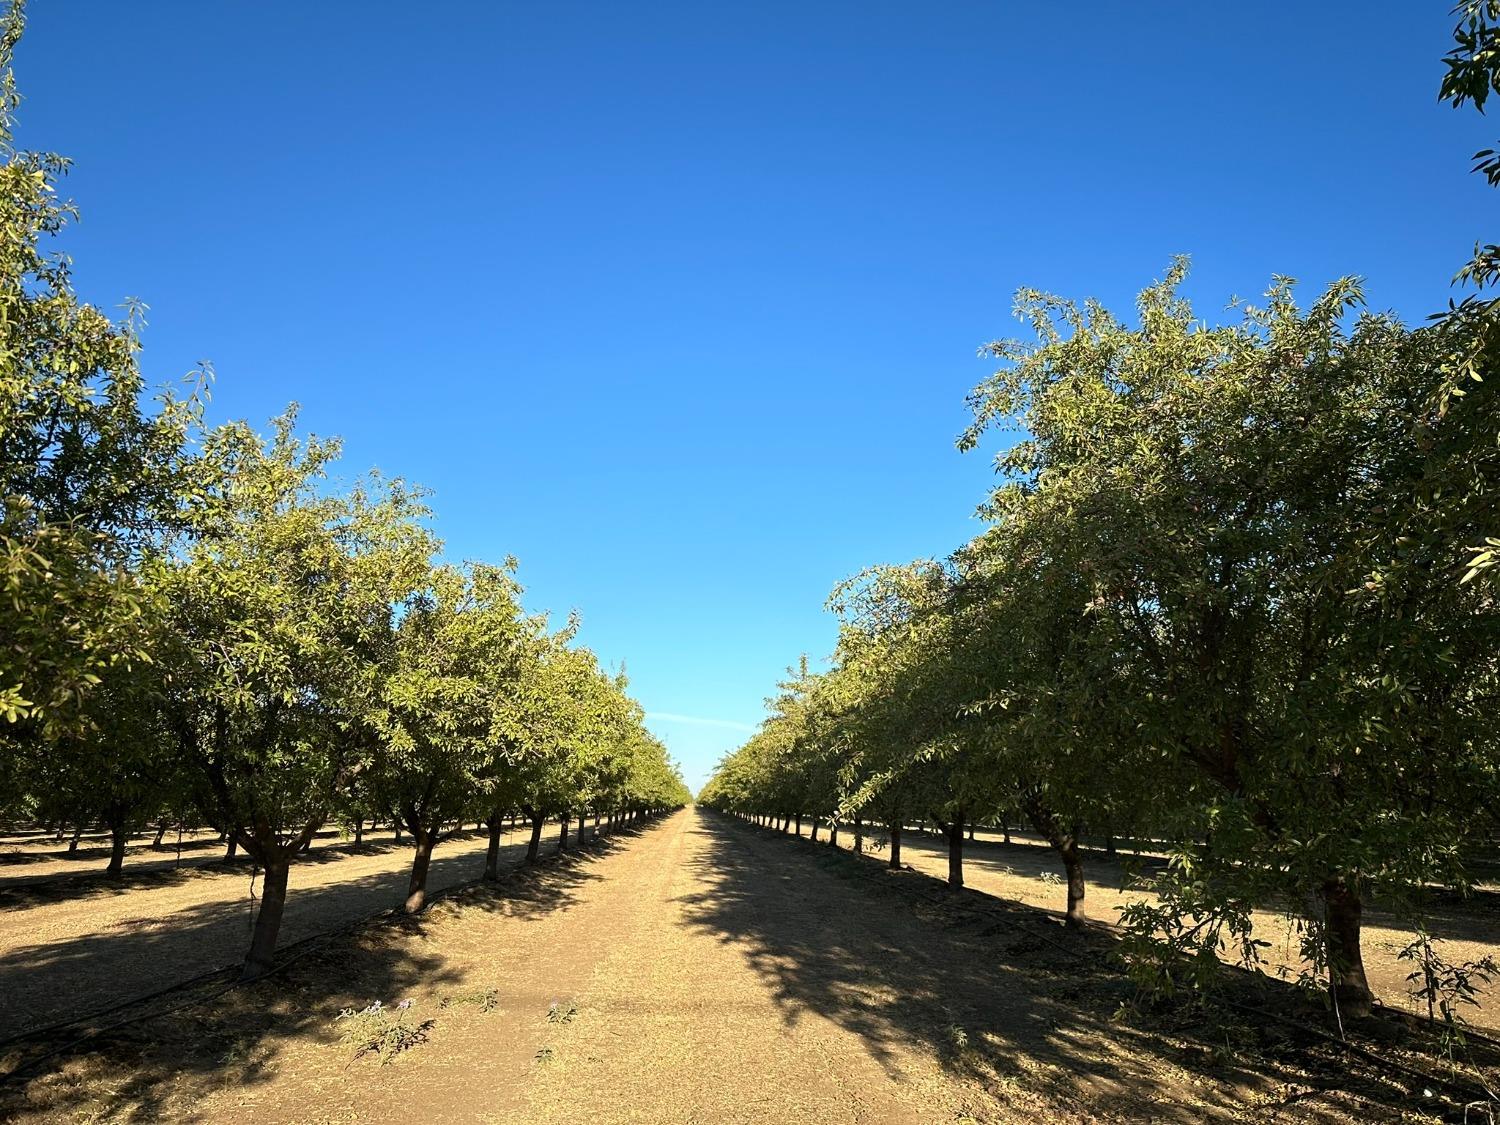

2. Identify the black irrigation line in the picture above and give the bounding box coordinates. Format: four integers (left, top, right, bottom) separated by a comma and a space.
0, 822, 651, 1081
727, 814, 1500, 1112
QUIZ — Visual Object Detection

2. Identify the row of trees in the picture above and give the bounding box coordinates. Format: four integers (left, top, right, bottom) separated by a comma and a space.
702, 7, 1500, 1022
0, 3, 687, 978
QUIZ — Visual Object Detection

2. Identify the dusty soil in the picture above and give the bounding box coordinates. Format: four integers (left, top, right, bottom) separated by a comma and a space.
1, 827, 240, 887
840, 824, 1500, 1033
0, 821, 565, 1038
3, 810, 1494, 1124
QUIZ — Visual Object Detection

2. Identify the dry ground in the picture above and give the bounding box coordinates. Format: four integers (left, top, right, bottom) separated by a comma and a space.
0, 821, 562, 1038
3, 809, 1496, 1124
840, 824, 1500, 1033
1, 827, 240, 887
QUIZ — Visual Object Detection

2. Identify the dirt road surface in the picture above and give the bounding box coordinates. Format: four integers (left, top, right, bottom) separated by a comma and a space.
9, 808, 1468, 1124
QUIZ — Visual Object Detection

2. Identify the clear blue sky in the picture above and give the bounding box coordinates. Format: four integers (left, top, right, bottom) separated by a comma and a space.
13, 3, 1490, 791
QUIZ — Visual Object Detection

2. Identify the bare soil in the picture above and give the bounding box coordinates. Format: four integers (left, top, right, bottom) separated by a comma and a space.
850, 824, 1500, 1033
2, 810, 1495, 1124
0, 822, 553, 1038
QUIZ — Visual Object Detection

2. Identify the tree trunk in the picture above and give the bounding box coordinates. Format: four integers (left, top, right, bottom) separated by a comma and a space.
527, 813, 545, 864
1061, 836, 1086, 926
224, 834, 239, 861
945, 819, 964, 888
559, 814, 570, 852
888, 821, 902, 869
853, 814, 863, 854
354, 817, 364, 845
67, 824, 83, 855
829, 821, 839, 847
1104, 833, 1117, 858
810, 818, 820, 842
794, 814, 802, 836
153, 821, 168, 847
1001, 816, 1010, 845
404, 830, 436, 913
106, 808, 129, 876
1322, 876, 1373, 1019
1024, 799, 1086, 927
484, 812, 504, 880
242, 859, 290, 979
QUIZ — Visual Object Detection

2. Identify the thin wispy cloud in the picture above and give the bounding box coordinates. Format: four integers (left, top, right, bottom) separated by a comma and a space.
645, 712, 756, 733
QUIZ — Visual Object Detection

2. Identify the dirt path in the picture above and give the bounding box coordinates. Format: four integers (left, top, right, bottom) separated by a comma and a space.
0, 824, 553, 1038
11, 808, 1460, 1124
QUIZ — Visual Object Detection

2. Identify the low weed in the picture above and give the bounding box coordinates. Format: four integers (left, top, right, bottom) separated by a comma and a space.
334, 999, 431, 1064
441, 987, 501, 1013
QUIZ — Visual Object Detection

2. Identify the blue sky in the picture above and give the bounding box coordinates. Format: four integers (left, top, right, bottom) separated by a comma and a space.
13, 3, 1490, 791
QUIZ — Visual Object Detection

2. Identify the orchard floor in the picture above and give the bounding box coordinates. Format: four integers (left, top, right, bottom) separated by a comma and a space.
853, 825, 1500, 1034
0, 822, 560, 1038
4, 809, 1496, 1124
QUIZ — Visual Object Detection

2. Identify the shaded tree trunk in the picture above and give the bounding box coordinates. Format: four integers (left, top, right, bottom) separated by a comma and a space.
484, 811, 504, 880
526, 811, 545, 864
242, 858, 290, 979
888, 821, 902, 869
105, 805, 129, 877
224, 834, 238, 861
945, 818, 964, 888
67, 824, 83, 855
353, 817, 364, 845
1323, 875, 1373, 1019
1024, 797, 1086, 927
559, 814, 570, 852
404, 828, 436, 913
794, 814, 802, 836
810, 818, 819, 842
153, 821, 168, 848
853, 814, 863, 854
828, 820, 839, 847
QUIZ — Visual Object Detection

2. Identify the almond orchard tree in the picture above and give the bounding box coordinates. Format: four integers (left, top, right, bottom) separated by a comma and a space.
152, 413, 433, 977
960, 265, 1499, 1016
506, 633, 616, 862
703, 261, 1497, 1020
494, 629, 686, 861
371, 560, 531, 912
0, 2, 205, 756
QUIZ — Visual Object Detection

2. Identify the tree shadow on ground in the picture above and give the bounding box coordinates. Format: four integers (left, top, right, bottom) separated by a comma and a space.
0, 822, 649, 1123
861, 825, 1500, 952
0, 825, 524, 903
0, 824, 596, 1039
679, 814, 1489, 1123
